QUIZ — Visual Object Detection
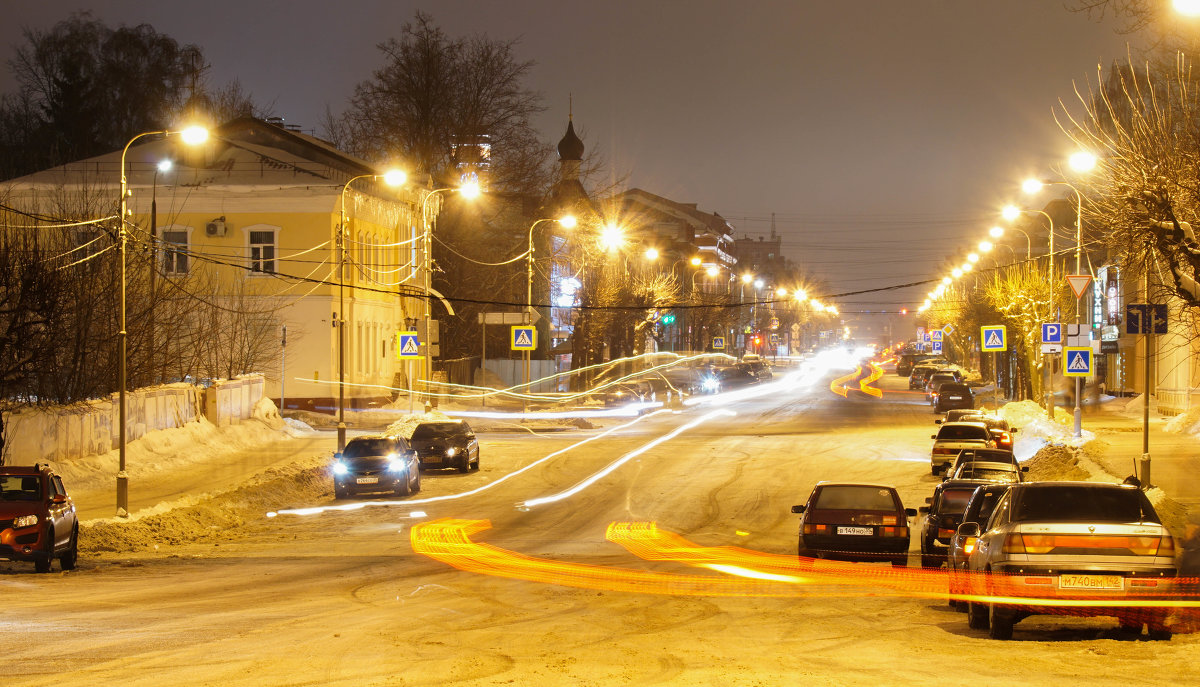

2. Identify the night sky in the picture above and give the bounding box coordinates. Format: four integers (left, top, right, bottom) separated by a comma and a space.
0, 1, 1148, 317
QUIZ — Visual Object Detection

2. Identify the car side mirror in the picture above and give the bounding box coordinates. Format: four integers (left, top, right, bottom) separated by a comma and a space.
934, 419, 943, 424
924, 496, 933, 504
1021, 466, 1029, 472
51, 494, 67, 504
931, 434, 937, 440
918, 506, 930, 514
958, 522, 981, 537
790, 505, 805, 514
904, 508, 917, 517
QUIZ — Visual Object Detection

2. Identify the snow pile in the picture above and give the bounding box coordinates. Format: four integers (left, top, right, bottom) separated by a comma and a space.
384, 409, 455, 439
81, 456, 331, 554
1115, 393, 1159, 418
1164, 404, 1200, 435
49, 415, 300, 494
251, 396, 284, 430
283, 417, 318, 436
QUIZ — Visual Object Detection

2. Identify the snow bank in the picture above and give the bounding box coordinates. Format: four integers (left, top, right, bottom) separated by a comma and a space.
384, 410, 455, 439
1164, 404, 1200, 435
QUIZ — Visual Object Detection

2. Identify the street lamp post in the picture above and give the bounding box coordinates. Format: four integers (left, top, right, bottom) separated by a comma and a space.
337, 170, 406, 452
525, 215, 575, 406
116, 126, 207, 517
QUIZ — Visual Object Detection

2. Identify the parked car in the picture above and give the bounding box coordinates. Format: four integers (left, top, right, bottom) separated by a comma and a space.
949, 460, 1026, 483
908, 365, 939, 390
718, 364, 760, 388
925, 373, 959, 401
932, 382, 974, 413
332, 435, 421, 498
963, 482, 1177, 640
0, 463, 78, 573
972, 415, 1018, 451
930, 422, 994, 475
948, 483, 1012, 611
897, 353, 947, 376
739, 355, 773, 381
937, 408, 986, 424
410, 420, 480, 473
946, 448, 1020, 477
919, 479, 991, 568
791, 482, 916, 566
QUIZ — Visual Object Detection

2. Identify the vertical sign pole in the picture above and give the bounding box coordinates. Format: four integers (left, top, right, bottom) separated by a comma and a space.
993, 350, 999, 411
1141, 306, 1153, 490
481, 320, 487, 409
280, 326, 286, 413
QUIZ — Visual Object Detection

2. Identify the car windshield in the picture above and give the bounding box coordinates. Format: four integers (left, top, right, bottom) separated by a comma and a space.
938, 488, 976, 514
928, 375, 955, 384
937, 425, 988, 440
411, 423, 468, 440
813, 486, 897, 511
342, 439, 398, 458
0, 475, 41, 501
956, 467, 1018, 482
939, 384, 970, 394
1013, 486, 1160, 523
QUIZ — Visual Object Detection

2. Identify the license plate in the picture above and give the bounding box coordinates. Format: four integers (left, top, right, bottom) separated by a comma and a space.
1059, 574, 1124, 590
356, 477, 379, 485
837, 526, 873, 536
948, 396, 962, 400
424, 456, 441, 464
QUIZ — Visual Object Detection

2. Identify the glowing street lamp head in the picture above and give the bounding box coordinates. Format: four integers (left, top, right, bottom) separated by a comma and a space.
382, 169, 407, 186
601, 223, 623, 251
967, 253, 979, 263
156, 159, 173, 173
1022, 178, 1044, 194
558, 214, 577, 229
179, 125, 208, 145
961, 262, 973, 273
458, 181, 482, 199
775, 287, 787, 297
706, 265, 719, 277
978, 240, 993, 252
952, 268, 963, 278
941, 277, 951, 285
1069, 150, 1098, 173
741, 272, 752, 283
989, 225, 1005, 239
1177, 0, 1200, 16
793, 288, 807, 301
754, 278, 764, 289
1001, 204, 1021, 221
644, 247, 659, 261
691, 256, 703, 267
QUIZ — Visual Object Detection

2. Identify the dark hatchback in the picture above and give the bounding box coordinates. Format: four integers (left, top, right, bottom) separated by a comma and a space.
919, 479, 990, 568
332, 435, 421, 498
792, 482, 916, 566
933, 382, 973, 412
410, 421, 480, 472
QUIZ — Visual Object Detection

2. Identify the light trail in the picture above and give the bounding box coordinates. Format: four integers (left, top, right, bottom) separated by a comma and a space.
269, 409, 674, 517
521, 408, 736, 508
829, 366, 860, 398
858, 361, 884, 398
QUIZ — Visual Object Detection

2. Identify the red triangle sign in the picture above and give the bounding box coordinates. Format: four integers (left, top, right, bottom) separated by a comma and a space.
1066, 274, 1093, 300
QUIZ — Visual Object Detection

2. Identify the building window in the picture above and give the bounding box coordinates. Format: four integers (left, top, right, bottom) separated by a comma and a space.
162, 230, 188, 274
250, 230, 275, 273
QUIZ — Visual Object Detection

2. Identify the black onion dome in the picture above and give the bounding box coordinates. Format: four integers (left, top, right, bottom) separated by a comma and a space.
557, 120, 584, 161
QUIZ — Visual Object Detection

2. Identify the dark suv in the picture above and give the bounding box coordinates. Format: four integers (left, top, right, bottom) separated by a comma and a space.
933, 382, 973, 412
918, 479, 990, 568
410, 421, 480, 473
0, 464, 78, 573
332, 435, 421, 498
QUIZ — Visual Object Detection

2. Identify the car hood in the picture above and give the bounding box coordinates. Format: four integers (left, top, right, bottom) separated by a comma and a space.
0, 500, 43, 517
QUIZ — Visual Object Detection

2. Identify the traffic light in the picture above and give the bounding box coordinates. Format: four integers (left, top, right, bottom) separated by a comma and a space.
661, 312, 676, 325
900, 308, 908, 315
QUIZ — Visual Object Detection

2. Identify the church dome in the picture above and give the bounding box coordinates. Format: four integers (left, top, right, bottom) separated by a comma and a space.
557, 119, 584, 161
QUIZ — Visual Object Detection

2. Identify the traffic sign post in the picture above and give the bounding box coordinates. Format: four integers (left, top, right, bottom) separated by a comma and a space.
1040, 322, 1062, 419
980, 326, 1007, 410
1063, 347, 1092, 377
511, 326, 536, 350
397, 331, 420, 414
712, 336, 725, 350
1128, 302, 1167, 489
931, 341, 942, 355
930, 329, 943, 343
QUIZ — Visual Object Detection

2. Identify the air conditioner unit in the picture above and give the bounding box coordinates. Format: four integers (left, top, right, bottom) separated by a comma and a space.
205, 217, 227, 237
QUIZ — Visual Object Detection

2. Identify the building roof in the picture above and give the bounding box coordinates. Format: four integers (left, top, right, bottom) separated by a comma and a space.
557, 119, 585, 161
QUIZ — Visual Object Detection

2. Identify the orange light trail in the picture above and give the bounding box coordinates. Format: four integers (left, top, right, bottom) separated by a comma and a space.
410, 519, 1200, 615
829, 366, 860, 398
858, 361, 884, 398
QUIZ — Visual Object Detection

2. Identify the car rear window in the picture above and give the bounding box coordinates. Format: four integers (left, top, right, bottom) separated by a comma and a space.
343, 438, 400, 458
1012, 486, 1160, 523
957, 467, 1018, 482
411, 422, 469, 440
813, 486, 898, 511
939, 384, 970, 395
0, 475, 41, 501
938, 488, 976, 514
937, 425, 989, 440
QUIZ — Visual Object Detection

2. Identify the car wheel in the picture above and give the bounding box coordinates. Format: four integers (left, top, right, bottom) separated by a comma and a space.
471, 450, 480, 471
394, 472, 413, 497
967, 601, 988, 630
35, 528, 53, 573
1147, 614, 1172, 640
411, 468, 421, 494
458, 455, 470, 473
930, 465, 941, 476
988, 605, 1014, 640
60, 527, 79, 571
921, 552, 940, 569
890, 555, 907, 567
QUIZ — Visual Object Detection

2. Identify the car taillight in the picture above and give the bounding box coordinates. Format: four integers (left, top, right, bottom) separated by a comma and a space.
1021, 534, 1055, 554
1002, 533, 1026, 554
938, 528, 955, 538
1157, 534, 1175, 557
803, 524, 829, 535
963, 537, 977, 555
882, 515, 897, 525
880, 526, 908, 538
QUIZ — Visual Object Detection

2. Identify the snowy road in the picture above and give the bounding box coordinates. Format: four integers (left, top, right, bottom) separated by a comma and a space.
5, 367, 1198, 686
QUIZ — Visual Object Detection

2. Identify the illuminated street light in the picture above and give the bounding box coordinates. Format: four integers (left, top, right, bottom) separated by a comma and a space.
941, 277, 952, 285
989, 225, 1005, 239
524, 214, 577, 404
952, 267, 963, 278
645, 247, 659, 261
754, 278, 764, 289
1022, 178, 1044, 194
741, 272, 752, 283
601, 223, 624, 251
775, 286, 787, 297
961, 262, 973, 273
967, 253, 979, 263
793, 288, 807, 301
707, 265, 720, 277
1176, 0, 1200, 15
1069, 150, 1098, 173
116, 124, 208, 517
1001, 204, 1021, 221
978, 241, 993, 252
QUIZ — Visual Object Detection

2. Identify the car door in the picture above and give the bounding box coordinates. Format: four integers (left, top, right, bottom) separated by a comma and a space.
47, 475, 73, 551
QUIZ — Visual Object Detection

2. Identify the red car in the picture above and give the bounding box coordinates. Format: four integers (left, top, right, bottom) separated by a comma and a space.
0, 464, 79, 573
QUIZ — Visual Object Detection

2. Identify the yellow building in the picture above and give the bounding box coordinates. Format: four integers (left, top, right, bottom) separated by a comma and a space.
2, 117, 440, 410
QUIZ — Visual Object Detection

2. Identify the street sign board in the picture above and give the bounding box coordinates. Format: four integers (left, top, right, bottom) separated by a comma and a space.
942, 324, 954, 335
916, 327, 925, 340
1040, 343, 1062, 354
931, 341, 943, 354
1100, 339, 1120, 354
712, 336, 726, 350
1125, 304, 1168, 335
511, 326, 536, 351
397, 331, 420, 359
1063, 347, 1093, 377
769, 333, 780, 346
981, 325, 1007, 352
1041, 322, 1062, 344
929, 329, 943, 343
1066, 274, 1093, 300
478, 312, 526, 325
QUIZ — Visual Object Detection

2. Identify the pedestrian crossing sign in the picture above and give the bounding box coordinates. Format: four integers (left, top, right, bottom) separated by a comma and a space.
712, 336, 725, 350
1063, 347, 1093, 377
511, 326, 536, 351
980, 325, 1007, 352
397, 331, 420, 359
930, 329, 943, 343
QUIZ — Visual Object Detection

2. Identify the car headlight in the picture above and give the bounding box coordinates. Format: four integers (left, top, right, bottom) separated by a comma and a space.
13, 514, 38, 529
332, 462, 349, 476
388, 460, 408, 473
446, 447, 458, 457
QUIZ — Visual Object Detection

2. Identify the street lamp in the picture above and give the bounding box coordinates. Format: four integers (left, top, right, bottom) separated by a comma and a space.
526, 215, 576, 402
116, 125, 208, 517
989, 225, 1031, 259
418, 182, 481, 409
337, 169, 407, 451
